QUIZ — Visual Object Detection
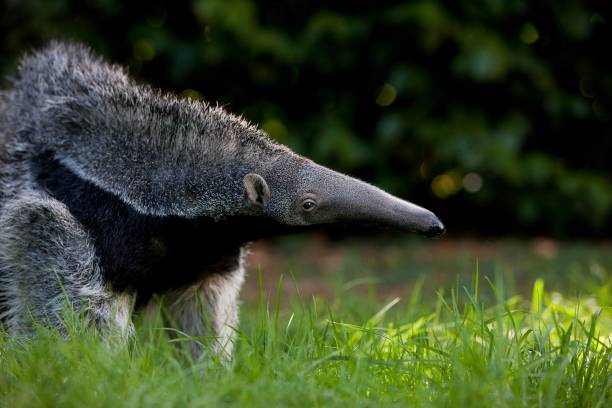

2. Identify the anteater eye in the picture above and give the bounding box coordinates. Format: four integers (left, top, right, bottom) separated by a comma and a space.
302, 199, 317, 211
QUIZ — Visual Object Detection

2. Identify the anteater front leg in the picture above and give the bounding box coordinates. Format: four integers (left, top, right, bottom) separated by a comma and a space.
164, 246, 247, 360
0, 192, 133, 340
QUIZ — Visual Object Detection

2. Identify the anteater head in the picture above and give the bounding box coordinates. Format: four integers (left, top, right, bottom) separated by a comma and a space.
242, 156, 445, 237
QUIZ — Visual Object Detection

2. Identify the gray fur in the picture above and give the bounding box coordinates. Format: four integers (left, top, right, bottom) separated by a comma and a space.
0, 191, 123, 334
0, 42, 443, 358
2, 41, 290, 218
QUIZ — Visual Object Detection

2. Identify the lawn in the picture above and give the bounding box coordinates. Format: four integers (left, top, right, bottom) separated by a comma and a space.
1, 237, 611, 407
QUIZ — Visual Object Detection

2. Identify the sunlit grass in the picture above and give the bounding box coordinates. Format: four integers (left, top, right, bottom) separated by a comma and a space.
1, 269, 610, 407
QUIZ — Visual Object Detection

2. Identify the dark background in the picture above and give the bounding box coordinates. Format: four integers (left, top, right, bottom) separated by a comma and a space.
1, 0, 611, 237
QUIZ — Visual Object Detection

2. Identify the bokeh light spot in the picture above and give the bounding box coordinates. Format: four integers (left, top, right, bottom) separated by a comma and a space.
590, 13, 605, 26
133, 39, 156, 61
262, 119, 288, 143
432, 171, 462, 198
520, 23, 539, 44
181, 89, 203, 100
376, 83, 397, 107
419, 161, 430, 180
463, 172, 483, 193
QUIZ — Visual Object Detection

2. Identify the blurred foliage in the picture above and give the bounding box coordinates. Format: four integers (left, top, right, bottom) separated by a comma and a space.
1, 0, 611, 236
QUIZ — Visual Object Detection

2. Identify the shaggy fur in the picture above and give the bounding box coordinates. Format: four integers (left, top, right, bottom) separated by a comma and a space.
0, 42, 442, 358
0, 42, 286, 355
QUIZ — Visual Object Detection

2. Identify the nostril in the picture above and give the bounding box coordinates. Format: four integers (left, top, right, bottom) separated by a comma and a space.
429, 220, 446, 237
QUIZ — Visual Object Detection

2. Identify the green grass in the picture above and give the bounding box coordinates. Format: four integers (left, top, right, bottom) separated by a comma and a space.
1, 245, 611, 407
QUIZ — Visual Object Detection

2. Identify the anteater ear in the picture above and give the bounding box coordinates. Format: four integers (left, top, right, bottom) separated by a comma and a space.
244, 173, 271, 207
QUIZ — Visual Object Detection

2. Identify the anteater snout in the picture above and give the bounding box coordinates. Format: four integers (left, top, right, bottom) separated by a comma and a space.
424, 217, 445, 237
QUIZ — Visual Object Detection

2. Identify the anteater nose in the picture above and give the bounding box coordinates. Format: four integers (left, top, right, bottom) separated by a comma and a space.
427, 219, 446, 237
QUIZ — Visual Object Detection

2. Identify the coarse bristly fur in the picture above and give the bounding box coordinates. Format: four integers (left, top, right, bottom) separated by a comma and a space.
0, 42, 444, 359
